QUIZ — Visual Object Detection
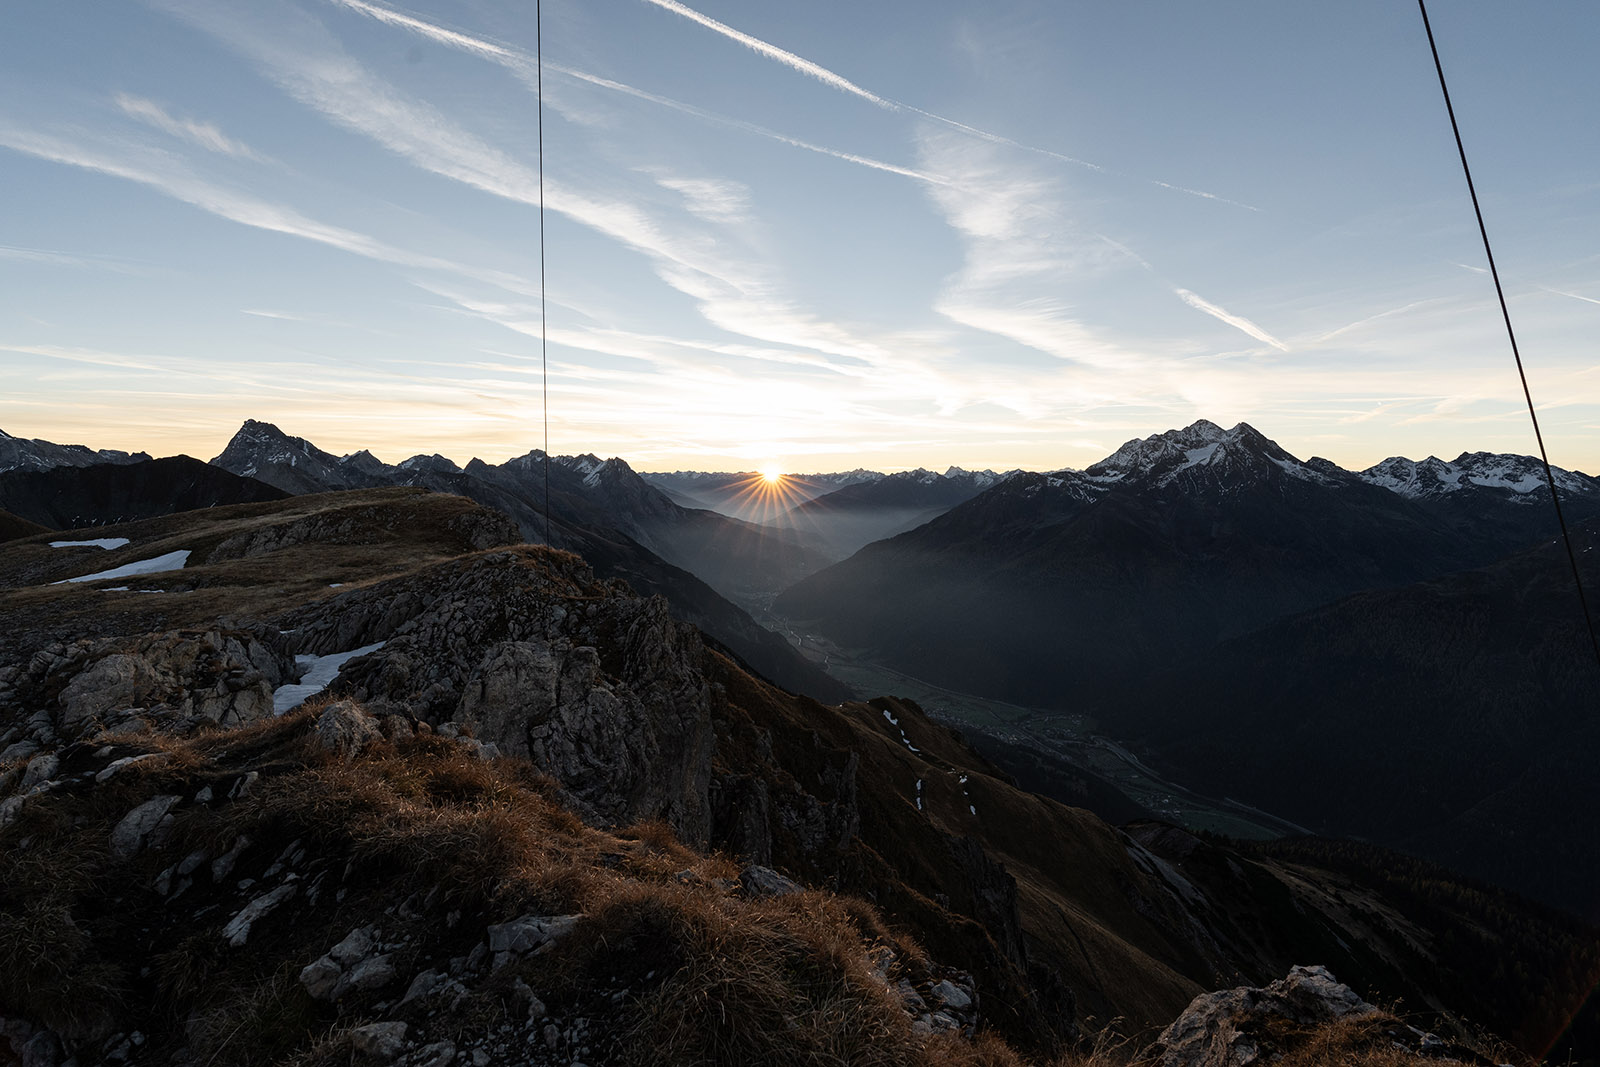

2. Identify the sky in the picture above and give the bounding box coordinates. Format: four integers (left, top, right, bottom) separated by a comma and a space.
3, 0, 1599, 475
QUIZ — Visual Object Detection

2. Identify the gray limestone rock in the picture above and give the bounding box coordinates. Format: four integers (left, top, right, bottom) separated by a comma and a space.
222, 883, 298, 947
348, 1021, 408, 1061
486, 914, 581, 956
738, 864, 804, 898
315, 701, 383, 759
109, 795, 180, 861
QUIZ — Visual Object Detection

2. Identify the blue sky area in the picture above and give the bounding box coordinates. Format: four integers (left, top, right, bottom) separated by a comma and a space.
3, 0, 1598, 473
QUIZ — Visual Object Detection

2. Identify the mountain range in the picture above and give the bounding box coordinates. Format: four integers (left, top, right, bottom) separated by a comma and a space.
776, 419, 1600, 703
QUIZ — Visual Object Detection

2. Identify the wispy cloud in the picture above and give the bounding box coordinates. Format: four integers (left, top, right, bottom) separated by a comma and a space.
1312, 298, 1442, 343
0, 243, 152, 274
0, 121, 534, 295
1175, 288, 1290, 352
114, 93, 262, 159
151, 0, 947, 380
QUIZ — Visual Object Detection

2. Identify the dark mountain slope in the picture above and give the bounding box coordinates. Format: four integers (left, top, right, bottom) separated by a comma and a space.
1106, 517, 1600, 921
776, 421, 1599, 707
0, 508, 49, 542
0, 455, 289, 530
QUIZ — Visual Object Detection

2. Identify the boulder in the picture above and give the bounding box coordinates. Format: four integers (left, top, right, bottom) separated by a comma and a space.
1152, 965, 1378, 1067
315, 701, 383, 759
109, 795, 180, 861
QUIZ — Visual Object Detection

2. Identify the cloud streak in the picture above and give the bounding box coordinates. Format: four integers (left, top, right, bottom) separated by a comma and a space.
1175, 288, 1290, 352
0, 121, 535, 296
114, 93, 262, 159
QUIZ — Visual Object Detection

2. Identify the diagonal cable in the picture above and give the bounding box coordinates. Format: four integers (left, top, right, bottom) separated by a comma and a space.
1417, 0, 1600, 669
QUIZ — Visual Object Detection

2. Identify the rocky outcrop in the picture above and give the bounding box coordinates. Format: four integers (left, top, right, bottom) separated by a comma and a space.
1152, 965, 1377, 1067
284, 549, 717, 845
25, 628, 294, 736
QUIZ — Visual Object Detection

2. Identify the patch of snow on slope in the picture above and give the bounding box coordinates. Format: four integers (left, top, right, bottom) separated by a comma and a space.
50, 538, 132, 550
54, 549, 191, 584
1177, 443, 1219, 470
272, 641, 387, 715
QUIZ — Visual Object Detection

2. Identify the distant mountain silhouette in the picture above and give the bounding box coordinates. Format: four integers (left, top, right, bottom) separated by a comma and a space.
0, 455, 288, 530
772, 467, 1016, 559
0, 426, 150, 475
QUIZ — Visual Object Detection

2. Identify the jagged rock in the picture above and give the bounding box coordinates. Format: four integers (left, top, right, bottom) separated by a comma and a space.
299, 957, 344, 1001
20, 753, 58, 791
335, 953, 398, 999
1, 739, 38, 764
306, 551, 716, 844
95, 753, 173, 782
486, 914, 581, 956
349, 1021, 408, 1061
300, 926, 398, 1001
315, 701, 383, 759
211, 835, 251, 882
53, 630, 290, 733
1152, 965, 1378, 1067
221, 883, 298, 947
739, 864, 804, 898
109, 794, 180, 860
930, 977, 973, 1012
403, 1041, 458, 1067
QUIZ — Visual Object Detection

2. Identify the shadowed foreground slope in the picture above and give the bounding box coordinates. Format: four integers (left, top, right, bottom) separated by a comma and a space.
1, 491, 1596, 1064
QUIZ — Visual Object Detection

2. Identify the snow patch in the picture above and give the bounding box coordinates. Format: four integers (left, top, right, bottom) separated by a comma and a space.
50, 537, 131, 550
272, 641, 386, 714
54, 549, 191, 585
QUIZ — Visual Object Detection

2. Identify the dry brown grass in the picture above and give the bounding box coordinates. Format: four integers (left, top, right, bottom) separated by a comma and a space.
597, 883, 921, 1067
0, 701, 1066, 1067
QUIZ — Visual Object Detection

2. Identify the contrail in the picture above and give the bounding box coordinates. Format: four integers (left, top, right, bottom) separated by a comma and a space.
1540, 286, 1600, 308
638, 0, 893, 107
325, 0, 944, 184
1176, 288, 1289, 351
642, 0, 1258, 209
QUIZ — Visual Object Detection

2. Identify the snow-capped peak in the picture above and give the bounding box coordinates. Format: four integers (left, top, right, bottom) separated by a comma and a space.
1083, 420, 1329, 488
1359, 452, 1596, 500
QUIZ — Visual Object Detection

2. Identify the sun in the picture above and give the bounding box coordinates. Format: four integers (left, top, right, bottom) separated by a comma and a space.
760, 465, 783, 486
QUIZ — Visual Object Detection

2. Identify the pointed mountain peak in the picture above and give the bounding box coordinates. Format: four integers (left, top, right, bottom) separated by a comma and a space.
1085, 419, 1332, 489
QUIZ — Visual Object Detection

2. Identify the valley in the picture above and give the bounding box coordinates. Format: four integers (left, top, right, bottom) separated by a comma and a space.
756, 606, 1308, 841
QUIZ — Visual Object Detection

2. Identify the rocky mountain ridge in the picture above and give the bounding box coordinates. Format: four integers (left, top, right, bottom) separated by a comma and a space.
0, 427, 151, 476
